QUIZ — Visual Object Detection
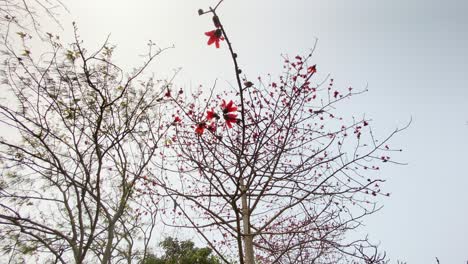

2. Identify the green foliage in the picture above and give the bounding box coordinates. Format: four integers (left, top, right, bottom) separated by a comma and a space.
143, 237, 221, 264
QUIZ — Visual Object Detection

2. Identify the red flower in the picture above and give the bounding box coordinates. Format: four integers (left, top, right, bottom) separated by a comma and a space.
174, 116, 181, 123
206, 108, 219, 120
307, 65, 317, 74
205, 29, 224, 48
221, 99, 237, 113
195, 122, 206, 135
224, 113, 237, 128
221, 100, 238, 128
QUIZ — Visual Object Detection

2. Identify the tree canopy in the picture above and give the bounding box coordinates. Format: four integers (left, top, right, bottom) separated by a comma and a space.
144, 237, 221, 264
0, 0, 407, 263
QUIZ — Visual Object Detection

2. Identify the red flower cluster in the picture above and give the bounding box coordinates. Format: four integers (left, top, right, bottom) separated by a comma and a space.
205, 29, 224, 48
195, 99, 238, 135
195, 122, 217, 135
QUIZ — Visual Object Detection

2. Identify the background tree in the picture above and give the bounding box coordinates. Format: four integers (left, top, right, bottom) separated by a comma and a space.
156, 2, 408, 264
143, 237, 221, 264
0, 22, 170, 263
0, 0, 66, 35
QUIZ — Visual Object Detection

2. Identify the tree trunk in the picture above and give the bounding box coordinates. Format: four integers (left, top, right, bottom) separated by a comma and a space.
101, 223, 115, 264
240, 183, 255, 264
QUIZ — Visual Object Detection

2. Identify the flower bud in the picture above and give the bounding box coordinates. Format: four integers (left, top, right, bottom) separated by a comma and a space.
244, 81, 253, 88
214, 29, 222, 38
212, 15, 221, 28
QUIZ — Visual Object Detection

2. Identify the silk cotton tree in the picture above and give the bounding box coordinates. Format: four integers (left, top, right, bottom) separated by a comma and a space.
0, 24, 170, 263
157, 2, 408, 264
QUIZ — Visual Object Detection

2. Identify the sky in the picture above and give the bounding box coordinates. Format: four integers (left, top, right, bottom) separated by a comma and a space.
40, 0, 468, 262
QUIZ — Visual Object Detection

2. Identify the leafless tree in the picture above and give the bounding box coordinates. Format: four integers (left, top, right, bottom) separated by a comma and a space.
0, 22, 171, 263
155, 1, 409, 264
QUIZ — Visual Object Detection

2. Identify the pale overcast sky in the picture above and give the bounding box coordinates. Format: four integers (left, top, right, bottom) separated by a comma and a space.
49, 0, 468, 262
